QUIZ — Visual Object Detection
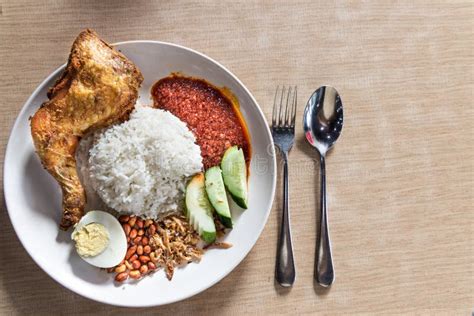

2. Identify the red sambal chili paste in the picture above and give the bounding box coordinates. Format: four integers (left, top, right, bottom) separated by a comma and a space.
151, 75, 251, 170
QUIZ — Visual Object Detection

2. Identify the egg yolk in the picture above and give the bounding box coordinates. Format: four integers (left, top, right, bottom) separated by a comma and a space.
72, 222, 110, 257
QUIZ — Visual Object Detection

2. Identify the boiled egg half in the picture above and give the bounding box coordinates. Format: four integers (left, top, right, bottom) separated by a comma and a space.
71, 210, 127, 268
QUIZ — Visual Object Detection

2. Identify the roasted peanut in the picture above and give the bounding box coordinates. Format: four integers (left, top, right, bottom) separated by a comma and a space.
124, 260, 133, 270
143, 245, 151, 254
129, 270, 141, 279
140, 265, 148, 274
132, 260, 141, 269
147, 262, 156, 270
115, 272, 128, 282
148, 224, 156, 235
122, 223, 131, 235
114, 264, 126, 273
150, 251, 158, 263
125, 245, 137, 260
118, 215, 130, 223
128, 216, 137, 227
115, 214, 200, 283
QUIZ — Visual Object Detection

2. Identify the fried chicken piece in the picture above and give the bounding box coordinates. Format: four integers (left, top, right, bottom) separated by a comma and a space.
30, 29, 143, 229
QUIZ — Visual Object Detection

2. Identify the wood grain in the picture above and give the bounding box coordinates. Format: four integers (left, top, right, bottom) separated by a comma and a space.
0, 0, 472, 314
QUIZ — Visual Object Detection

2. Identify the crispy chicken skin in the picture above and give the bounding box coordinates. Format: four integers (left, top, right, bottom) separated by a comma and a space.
30, 29, 143, 229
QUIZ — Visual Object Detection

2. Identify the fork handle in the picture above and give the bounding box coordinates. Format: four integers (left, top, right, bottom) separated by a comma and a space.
275, 151, 296, 287
316, 155, 335, 287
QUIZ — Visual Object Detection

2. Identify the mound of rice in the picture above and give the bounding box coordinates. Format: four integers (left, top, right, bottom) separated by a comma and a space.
88, 106, 202, 217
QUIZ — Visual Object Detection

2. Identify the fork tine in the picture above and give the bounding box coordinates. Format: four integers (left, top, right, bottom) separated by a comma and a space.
272, 85, 279, 127
278, 86, 286, 126
290, 86, 297, 128
284, 86, 292, 127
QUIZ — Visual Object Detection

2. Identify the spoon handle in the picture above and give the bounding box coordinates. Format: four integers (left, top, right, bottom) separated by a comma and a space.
316, 155, 335, 287
275, 151, 296, 287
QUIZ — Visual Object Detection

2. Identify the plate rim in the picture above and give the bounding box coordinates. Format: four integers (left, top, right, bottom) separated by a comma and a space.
3, 40, 276, 307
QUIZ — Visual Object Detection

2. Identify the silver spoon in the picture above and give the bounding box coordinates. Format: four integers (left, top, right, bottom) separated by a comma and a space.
303, 86, 343, 287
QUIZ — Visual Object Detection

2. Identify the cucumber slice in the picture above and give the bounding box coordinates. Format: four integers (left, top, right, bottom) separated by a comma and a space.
185, 173, 216, 243
205, 166, 232, 228
221, 146, 248, 209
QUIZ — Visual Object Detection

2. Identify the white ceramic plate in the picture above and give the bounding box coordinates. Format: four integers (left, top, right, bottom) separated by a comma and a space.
3, 41, 276, 307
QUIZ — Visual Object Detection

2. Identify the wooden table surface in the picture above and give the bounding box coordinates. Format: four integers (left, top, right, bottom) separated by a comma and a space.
0, 1, 472, 314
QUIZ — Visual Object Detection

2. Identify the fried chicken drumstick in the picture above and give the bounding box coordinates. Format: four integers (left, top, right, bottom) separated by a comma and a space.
30, 29, 143, 229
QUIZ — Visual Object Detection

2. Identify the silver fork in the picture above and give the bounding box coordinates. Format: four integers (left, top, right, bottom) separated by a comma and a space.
272, 86, 297, 287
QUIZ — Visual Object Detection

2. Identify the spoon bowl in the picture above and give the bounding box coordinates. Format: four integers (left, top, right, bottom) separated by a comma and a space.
303, 85, 343, 287
303, 86, 343, 155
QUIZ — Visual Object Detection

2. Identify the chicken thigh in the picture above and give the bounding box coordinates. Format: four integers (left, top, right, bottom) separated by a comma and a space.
30, 29, 143, 229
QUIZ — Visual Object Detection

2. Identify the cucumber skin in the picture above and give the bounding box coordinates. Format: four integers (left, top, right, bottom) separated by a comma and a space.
229, 193, 248, 209
205, 166, 233, 228
221, 146, 248, 209
201, 229, 216, 244
217, 213, 233, 228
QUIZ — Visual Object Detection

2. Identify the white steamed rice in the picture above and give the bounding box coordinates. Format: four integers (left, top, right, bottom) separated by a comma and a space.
88, 106, 202, 217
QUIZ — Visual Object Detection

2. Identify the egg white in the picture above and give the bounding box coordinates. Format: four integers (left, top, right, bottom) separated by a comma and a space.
72, 210, 127, 268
